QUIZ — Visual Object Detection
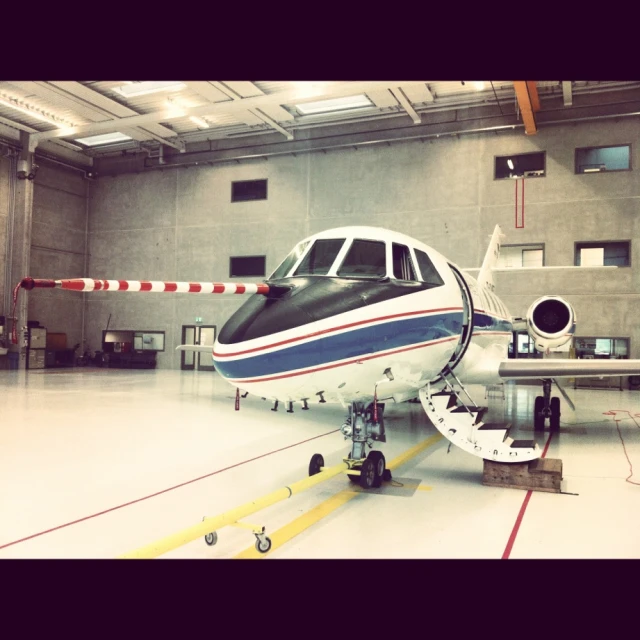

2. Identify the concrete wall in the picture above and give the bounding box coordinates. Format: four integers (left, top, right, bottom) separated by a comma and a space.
0, 155, 10, 320
85, 118, 640, 367
28, 163, 88, 352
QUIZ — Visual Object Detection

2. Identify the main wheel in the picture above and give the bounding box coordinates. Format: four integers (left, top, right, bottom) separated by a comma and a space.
367, 451, 386, 488
308, 453, 324, 476
534, 396, 545, 431
255, 537, 272, 553
549, 397, 561, 431
204, 532, 218, 546
359, 458, 376, 489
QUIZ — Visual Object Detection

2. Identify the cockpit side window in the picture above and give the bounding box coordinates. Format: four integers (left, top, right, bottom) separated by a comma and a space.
337, 239, 387, 277
294, 238, 346, 276
269, 241, 310, 279
392, 243, 417, 280
414, 249, 445, 288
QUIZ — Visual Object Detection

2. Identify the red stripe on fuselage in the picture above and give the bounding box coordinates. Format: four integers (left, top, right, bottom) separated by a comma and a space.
226, 335, 460, 384
213, 307, 465, 358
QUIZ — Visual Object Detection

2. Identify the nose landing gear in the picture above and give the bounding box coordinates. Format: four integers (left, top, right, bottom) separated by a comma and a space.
534, 379, 561, 431
309, 400, 391, 490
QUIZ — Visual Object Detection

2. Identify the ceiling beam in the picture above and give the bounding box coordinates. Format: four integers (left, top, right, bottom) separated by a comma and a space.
250, 109, 293, 140
31, 81, 432, 143
389, 88, 421, 124
513, 81, 538, 135
562, 81, 573, 106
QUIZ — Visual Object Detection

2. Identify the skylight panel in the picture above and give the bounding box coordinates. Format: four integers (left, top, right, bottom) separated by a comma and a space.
74, 132, 133, 146
295, 94, 373, 115
113, 81, 187, 98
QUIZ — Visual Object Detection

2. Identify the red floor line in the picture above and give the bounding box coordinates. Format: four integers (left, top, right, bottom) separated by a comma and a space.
0, 428, 340, 551
501, 432, 553, 560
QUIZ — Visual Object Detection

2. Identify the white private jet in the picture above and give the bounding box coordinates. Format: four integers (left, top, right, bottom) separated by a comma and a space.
16, 225, 640, 489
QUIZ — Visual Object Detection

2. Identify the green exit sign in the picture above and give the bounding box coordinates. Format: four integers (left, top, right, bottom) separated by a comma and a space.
195, 317, 203, 324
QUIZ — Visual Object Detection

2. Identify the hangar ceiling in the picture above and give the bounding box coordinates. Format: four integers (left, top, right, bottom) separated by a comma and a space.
1, 80, 640, 175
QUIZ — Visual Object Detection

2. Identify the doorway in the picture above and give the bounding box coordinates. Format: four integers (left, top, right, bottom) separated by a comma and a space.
180, 325, 217, 371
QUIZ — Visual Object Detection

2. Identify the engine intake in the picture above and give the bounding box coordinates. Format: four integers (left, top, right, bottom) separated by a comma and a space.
526, 296, 575, 352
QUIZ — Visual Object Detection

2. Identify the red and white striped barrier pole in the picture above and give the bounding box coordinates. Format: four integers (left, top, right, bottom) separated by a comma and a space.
11, 277, 271, 343
18, 277, 271, 295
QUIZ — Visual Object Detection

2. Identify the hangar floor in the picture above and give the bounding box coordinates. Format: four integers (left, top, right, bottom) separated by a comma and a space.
1, 368, 639, 559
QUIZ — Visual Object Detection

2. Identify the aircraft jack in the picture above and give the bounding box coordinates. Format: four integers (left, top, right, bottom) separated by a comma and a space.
309, 400, 388, 490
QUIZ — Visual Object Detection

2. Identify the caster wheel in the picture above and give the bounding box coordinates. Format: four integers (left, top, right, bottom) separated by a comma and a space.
367, 451, 386, 488
359, 458, 376, 489
549, 397, 561, 431
204, 532, 218, 546
255, 537, 272, 553
308, 453, 324, 476
533, 396, 545, 431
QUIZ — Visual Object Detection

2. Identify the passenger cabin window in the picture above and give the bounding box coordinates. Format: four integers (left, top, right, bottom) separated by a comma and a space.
392, 243, 417, 280
294, 239, 345, 276
414, 249, 444, 288
269, 241, 309, 279
337, 240, 387, 277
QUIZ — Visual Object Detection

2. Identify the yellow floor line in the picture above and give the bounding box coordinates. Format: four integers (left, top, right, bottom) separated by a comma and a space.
233, 432, 443, 559
234, 490, 358, 559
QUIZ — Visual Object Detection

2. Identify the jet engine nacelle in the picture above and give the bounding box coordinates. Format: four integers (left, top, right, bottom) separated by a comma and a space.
526, 295, 576, 352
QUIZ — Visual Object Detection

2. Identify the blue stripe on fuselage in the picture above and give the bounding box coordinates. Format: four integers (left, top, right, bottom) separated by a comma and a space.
215, 311, 463, 380
214, 311, 512, 381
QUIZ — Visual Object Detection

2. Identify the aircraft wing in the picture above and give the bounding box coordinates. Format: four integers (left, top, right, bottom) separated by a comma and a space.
499, 359, 640, 380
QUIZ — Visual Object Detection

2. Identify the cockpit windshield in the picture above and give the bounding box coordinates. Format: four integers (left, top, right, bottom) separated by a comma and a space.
294, 239, 345, 276
269, 240, 309, 280
337, 239, 386, 277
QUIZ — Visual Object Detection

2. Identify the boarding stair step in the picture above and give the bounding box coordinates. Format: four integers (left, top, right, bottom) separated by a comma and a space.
510, 439, 537, 449
451, 405, 486, 414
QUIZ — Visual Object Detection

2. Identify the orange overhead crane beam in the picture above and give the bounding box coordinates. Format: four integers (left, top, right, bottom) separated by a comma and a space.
513, 81, 540, 135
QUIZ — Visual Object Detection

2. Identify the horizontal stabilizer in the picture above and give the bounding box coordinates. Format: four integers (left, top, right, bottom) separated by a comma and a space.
499, 359, 640, 380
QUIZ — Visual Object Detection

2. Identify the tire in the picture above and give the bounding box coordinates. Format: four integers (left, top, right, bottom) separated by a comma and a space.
255, 537, 272, 553
549, 397, 561, 432
204, 532, 218, 546
534, 396, 545, 431
359, 458, 376, 489
308, 453, 324, 476
367, 451, 386, 488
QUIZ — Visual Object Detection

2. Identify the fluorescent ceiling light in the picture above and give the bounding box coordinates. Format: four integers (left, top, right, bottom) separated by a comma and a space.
507, 159, 514, 170
473, 81, 485, 91
74, 132, 133, 147
583, 168, 601, 173
295, 94, 373, 115
114, 81, 187, 98
0, 94, 73, 128
190, 116, 210, 129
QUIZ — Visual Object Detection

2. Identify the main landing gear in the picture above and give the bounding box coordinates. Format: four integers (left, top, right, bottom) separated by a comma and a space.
309, 401, 392, 490
534, 379, 560, 432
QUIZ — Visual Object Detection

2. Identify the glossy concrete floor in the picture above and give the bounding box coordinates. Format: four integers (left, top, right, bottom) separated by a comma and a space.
1, 368, 639, 559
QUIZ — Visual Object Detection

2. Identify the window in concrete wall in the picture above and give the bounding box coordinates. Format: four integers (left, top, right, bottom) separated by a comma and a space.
231, 179, 268, 202
230, 256, 266, 277
574, 337, 629, 359
575, 241, 630, 266
497, 244, 544, 268
495, 152, 545, 180
575, 144, 631, 174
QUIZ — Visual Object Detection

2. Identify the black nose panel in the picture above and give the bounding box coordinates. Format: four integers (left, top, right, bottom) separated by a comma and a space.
218, 277, 429, 345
